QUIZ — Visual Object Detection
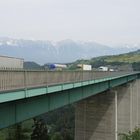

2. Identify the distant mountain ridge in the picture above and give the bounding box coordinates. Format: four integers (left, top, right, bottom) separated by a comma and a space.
0, 37, 140, 64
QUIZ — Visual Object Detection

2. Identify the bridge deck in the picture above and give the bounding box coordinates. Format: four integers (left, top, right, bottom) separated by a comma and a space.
0, 70, 139, 129
0, 70, 139, 103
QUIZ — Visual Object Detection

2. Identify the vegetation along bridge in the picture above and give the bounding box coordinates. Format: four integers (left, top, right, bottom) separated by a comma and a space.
0, 70, 140, 140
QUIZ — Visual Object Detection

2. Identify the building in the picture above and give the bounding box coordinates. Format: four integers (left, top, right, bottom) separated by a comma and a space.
77, 64, 92, 71
0, 55, 24, 69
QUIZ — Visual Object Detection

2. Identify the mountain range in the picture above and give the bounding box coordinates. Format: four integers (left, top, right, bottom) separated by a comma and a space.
0, 37, 140, 64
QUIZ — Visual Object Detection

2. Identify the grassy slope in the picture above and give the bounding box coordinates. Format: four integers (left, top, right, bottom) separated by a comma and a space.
68, 49, 140, 70
102, 49, 140, 63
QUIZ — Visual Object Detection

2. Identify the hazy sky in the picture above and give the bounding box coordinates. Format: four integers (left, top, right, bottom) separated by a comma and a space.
0, 0, 140, 45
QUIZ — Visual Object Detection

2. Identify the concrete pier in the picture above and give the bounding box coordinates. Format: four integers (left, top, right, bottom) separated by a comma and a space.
75, 79, 140, 140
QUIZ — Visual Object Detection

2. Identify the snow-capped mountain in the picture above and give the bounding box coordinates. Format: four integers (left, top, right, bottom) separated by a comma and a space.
0, 37, 139, 64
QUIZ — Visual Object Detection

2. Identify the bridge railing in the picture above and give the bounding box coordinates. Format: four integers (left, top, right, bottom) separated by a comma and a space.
0, 70, 133, 92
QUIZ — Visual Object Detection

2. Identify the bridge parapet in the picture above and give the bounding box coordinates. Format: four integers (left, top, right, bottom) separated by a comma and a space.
0, 70, 136, 92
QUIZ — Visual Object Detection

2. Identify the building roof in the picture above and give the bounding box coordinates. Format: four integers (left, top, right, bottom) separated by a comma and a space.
0, 55, 24, 60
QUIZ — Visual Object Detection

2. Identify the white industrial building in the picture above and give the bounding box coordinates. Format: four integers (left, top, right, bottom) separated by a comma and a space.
0, 55, 24, 69
77, 64, 92, 71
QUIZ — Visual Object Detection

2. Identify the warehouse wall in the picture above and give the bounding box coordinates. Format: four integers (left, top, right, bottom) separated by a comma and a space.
0, 56, 23, 68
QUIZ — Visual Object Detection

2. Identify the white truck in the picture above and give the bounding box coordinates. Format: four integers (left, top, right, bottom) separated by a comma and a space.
99, 66, 108, 71
0, 55, 24, 69
99, 66, 115, 72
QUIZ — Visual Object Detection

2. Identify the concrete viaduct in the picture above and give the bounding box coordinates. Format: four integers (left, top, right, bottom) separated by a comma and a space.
0, 70, 140, 140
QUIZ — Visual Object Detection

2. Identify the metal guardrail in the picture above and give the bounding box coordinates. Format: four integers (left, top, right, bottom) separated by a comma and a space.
0, 70, 135, 92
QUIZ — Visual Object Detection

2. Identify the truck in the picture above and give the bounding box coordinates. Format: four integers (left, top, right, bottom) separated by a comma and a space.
0, 55, 24, 69
98, 66, 115, 71
99, 66, 108, 71
49, 63, 67, 70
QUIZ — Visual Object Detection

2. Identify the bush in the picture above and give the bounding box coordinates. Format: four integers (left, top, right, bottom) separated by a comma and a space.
119, 128, 140, 140
51, 132, 63, 140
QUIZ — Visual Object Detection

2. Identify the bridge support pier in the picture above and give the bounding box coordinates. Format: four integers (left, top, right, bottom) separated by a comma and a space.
75, 79, 140, 140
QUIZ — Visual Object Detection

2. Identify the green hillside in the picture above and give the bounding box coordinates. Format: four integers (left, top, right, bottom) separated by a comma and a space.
23, 62, 42, 69
68, 49, 140, 71
103, 49, 140, 63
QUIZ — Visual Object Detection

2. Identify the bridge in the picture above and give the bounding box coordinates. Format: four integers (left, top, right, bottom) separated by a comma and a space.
0, 70, 140, 140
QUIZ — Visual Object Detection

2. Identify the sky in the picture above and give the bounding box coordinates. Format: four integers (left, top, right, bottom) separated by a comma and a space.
0, 0, 140, 45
